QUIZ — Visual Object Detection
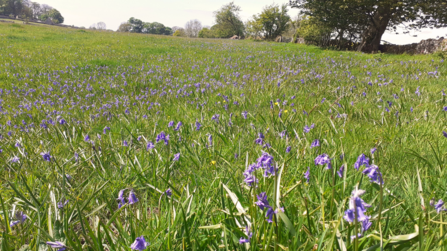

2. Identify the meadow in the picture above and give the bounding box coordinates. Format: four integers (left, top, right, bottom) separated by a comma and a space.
0, 22, 447, 250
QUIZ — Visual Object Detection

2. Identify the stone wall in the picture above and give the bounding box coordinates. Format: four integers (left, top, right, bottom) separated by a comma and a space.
380, 37, 446, 54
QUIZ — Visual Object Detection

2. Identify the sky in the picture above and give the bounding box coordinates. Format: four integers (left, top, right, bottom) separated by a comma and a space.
42, 0, 447, 45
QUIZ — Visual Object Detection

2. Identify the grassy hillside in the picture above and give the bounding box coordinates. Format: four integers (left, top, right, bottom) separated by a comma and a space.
1, 23, 447, 250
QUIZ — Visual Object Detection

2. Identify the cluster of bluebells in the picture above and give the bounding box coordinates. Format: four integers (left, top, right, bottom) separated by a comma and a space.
117, 189, 139, 209
343, 188, 372, 239
255, 192, 283, 223
243, 152, 277, 187
354, 153, 383, 184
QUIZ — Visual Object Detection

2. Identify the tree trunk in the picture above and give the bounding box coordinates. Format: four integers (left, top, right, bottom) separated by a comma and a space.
358, 6, 392, 53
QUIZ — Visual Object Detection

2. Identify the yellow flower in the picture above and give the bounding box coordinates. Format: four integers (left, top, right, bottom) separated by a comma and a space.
223, 100, 226, 103
274, 102, 279, 106
211, 161, 216, 165
284, 110, 288, 113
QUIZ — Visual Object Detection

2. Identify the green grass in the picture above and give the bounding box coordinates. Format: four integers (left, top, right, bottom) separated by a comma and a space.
0, 22, 447, 250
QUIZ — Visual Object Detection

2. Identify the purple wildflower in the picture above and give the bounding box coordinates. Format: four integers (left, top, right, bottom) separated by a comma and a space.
354, 154, 370, 170
46, 241, 66, 251
304, 167, 310, 183
337, 165, 344, 178
146, 142, 155, 150
168, 121, 174, 127
128, 190, 139, 205
165, 188, 172, 197
310, 139, 320, 148
286, 146, 291, 153
9, 211, 27, 227
41, 152, 52, 161
195, 121, 201, 131
173, 153, 180, 161
435, 199, 445, 213
174, 122, 182, 131
130, 236, 149, 251
362, 165, 384, 184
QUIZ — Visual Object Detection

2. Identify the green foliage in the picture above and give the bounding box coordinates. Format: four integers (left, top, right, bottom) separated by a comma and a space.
198, 27, 215, 38
1, 21, 447, 251
173, 29, 186, 37
213, 2, 244, 38
127, 18, 172, 35
295, 16, 331, 45
255, 3, 290, 40
48, 8, 63, 24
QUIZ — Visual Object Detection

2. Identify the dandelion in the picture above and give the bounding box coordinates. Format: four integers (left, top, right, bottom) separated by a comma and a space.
130, 236, 149, 251
211, 160, 216, 165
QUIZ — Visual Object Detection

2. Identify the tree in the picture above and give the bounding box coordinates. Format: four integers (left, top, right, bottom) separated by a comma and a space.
128, 17, 144, 33
198, 27, 215, 38
245, 16, 263, 39
30, 2, 40, 19
96, 22, 106, 30
117, 22, 131, 32
295, 16, 332, 45
173, 28, 186, 37
48, 8, 63, 24
255, 4, 290, 40
184, 19, 202, 37
4, 0, 23, 17
213, 2, 245, 38
291, 0, 447, 52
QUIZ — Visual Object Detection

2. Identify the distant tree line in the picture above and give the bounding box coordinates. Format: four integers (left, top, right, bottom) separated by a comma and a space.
0, 0, 64, 24
117, 18, 172, 35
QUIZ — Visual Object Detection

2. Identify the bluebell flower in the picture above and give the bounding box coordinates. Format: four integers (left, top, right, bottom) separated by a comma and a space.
128, 190, 139, 205
315, 154, 331, 169
123, 140, 128, 147
10, 211, 27, 227
11, 156, 20, 163
46, 241, 66, 251
58, 118, 66, 125
444, 131, 447, 138
146, 142, 155, 150
371, 148, 377, 154
310, 139, 320, 148
130, 236, 149, 250
41, 152, 52, 161
208, 134, 212, 146
165, 188, 172, 197
195, 121, 201, 131
84, 135, 90, 142
117, 189, 126, 208
168, 121, 174, 127
337, 165, 344, 178
57, 200, 69, 209
354, 154, 370, 170
239, 226, 252, 244
304, 167, 310, 183
435, 199, 445, 213
256, 152, 276, 177
103, 126, 110, 134
173, 153, 180, 161
286, 146, 291, 153
174, 122, 182, 131
344, 188, 372, 238
362, 165, 384, 184
211, 114, 220, 123
255, 192, 277, 223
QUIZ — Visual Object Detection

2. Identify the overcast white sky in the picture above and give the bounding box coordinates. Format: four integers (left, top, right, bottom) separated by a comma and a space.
41, 0, 447, 45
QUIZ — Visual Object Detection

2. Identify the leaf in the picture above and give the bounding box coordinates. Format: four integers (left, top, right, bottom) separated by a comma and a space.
388, 225, 419, 243
222, 183, 246, 215
277, 212, 296, 235
199, 223, 222, 230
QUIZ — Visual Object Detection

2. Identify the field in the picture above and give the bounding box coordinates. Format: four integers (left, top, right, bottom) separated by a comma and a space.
1, 22, 447, 250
